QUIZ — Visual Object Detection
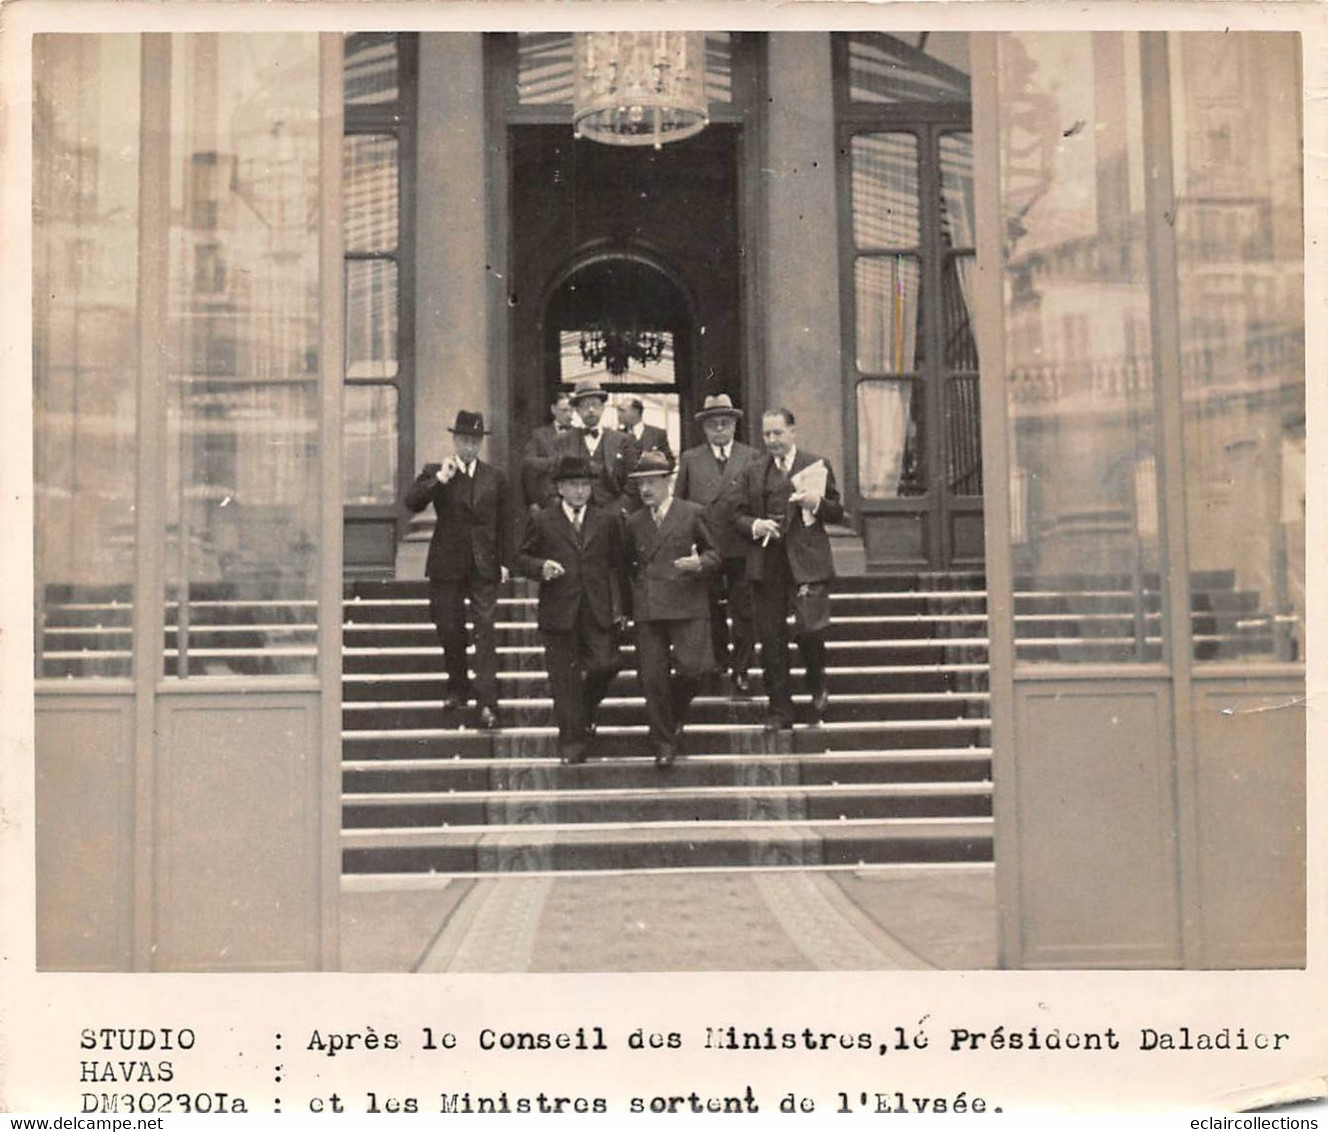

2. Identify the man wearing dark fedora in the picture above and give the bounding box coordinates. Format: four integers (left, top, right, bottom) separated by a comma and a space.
516, 454, 624, 765
550, 377, 640, 513
405, 410, 510, 729
675, 393, 759, 696
622, 450, 721, 768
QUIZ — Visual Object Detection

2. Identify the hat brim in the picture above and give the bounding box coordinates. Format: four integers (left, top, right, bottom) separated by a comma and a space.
627, 468, 673, 479
695, 407, 743, 420
571, 391, 608, 403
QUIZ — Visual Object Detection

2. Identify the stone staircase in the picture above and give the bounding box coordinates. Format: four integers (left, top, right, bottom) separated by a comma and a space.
340, 573, 994, 875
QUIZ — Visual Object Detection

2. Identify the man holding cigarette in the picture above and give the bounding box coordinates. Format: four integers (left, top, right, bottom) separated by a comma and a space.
732, 408, 844, 731
405, 410, 510, 730
516, 454, 624, 765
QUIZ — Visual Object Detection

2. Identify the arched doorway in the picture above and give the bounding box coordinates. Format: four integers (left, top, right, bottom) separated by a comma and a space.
542, 254, 695, 452
506, 122, 746, 459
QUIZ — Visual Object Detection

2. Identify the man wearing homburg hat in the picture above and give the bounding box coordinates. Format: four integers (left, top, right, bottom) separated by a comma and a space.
405, 410, 510, 730
516, 454, 625, 764
675, 393, 759, 696
622, 450, 721, 768
548, 377, 640, 513
731, 407, 844, 732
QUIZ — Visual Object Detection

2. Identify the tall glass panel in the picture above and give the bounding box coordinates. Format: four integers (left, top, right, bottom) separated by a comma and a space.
998, 33, 1163, 663
33, 36, 141, 678
164, 34, 320, 676
1170, 34, 1305, 663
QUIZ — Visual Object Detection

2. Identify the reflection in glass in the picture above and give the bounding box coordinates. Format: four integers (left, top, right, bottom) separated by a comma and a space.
857, 380, 925, 499
346, 259, 399, 379
998, 32, 1163, 663
33, 35, 141, 678
943, 254, 979, 371
856, 256, 922, 373
164, 34, 320, 677
344, 134, 399, 252
945, 376, 983, 496
344, 32, 398, 106
939, 132, 976, 248
344, 385, 400, 505
851, 133, 920, 248
847, 33, 971, 104
1171, 33, 1305, 663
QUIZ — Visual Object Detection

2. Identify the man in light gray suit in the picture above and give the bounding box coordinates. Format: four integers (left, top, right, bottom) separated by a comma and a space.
674, 393, 759, 696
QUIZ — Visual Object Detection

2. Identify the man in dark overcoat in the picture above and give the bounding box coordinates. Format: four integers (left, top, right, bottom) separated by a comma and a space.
674, 393, 759, 695
731, 407, 844, 732
622, 450, 721, 767
404, 410, 510, 729
618, 396, 674, 467
516, 455, 624, 765
520, 390, 575, 515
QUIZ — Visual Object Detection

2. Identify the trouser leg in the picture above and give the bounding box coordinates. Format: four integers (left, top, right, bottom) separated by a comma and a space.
467, 578, 499, 709
428, 580, 470, 698
797, 632, 827, 698
707, 571, 731, 672
542, 630, 585, 741
725, 557, 755, 676
668, 618, 712, 731
635, 620, 675, 745
754, 559, 794, 721
579, 605, 620, 728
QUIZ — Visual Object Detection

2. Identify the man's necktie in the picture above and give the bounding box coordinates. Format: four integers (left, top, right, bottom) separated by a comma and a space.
571, 507, 583, 532
715, 447, 728, 471
651, 506, 662, 527
586, 428, 600, 440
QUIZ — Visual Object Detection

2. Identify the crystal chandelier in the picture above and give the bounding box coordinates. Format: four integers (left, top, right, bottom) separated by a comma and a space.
579, 325, 668, 376
572, 31, 708, 149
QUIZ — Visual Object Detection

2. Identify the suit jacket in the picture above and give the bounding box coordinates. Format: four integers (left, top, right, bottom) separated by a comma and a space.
623, 498, 721, 621
519, 422, 572, 509
404, 459, 511, 583
675, 439, 759, 560
625, 422, 674, 467
731, 448, 844, 584
516, 502, 622, 633
549, 427, 640, 511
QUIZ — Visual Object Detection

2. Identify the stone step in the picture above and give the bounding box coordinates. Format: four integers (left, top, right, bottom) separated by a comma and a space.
340, 817, 995, 873
340, 664, 979, 701
342, 780, 993, 827
342, 748, 993, 792
341, 719, 992, 760
340, 691, 990, 731
341, 639, 990, 674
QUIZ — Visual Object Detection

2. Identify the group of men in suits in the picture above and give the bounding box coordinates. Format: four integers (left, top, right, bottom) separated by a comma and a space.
405, 381, 841, 763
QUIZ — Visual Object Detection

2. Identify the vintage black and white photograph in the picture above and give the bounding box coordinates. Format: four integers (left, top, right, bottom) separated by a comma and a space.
23, 13, 1309, 985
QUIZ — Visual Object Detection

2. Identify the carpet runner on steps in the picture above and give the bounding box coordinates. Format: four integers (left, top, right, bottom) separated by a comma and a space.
341, 573, 994, 875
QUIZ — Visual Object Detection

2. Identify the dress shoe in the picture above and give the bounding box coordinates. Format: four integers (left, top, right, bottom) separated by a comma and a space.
441, 693, 466, 711
762, 713, 793, 733
478, 705, 498, 730
731, 672, 752, 698
810, 690, 829, 724
654, 743, 676, 769
561, 743, 587, 766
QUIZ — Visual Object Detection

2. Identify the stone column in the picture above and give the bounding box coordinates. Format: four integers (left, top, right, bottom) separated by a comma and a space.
762, 33, 844, 474
415, 34, 492, 462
